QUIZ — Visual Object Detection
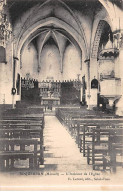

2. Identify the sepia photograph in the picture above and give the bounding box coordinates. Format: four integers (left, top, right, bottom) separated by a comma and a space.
0, 0, 123, 191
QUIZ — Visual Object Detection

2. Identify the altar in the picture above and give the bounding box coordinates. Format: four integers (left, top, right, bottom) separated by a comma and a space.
41, 97, 60, 106
39, 80, 61, 108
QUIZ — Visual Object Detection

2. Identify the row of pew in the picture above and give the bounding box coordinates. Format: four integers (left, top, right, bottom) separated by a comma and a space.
0, 106, 44, 171
56, 108, 123, 173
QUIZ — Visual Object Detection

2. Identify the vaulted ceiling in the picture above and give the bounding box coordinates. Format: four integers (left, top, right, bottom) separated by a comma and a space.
6, 0, 122, 64
7, 0, 103, 25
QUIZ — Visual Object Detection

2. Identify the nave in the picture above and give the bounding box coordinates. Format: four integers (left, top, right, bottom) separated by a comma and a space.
0, 0, 123, 189
0, 108, 123, 188
0, 102, 123, 191
0, 105, 123, 176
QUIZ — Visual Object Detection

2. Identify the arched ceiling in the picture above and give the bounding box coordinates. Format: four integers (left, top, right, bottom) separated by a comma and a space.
7, 0, 122, 64
7, 0, 121, 25
20, 26, 82, 72
7, 0, 99, 57
12, 0, 88, 57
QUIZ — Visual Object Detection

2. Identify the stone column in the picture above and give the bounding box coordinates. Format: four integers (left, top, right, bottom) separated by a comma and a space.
90, 88, 98, 108
88, 58, 98, 109
80, 86, 83, 102
84, 59, 91, 108
12, 57, 19, 108
0, 63, 6, 104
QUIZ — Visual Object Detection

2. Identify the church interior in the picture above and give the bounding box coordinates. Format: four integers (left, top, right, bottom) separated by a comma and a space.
0, 0, 123, 178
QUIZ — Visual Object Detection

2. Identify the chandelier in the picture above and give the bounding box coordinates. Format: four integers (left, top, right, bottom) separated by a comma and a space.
0, 0, 12, 48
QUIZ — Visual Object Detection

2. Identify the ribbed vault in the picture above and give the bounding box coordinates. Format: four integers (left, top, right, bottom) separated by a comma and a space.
20, 25, 83, 72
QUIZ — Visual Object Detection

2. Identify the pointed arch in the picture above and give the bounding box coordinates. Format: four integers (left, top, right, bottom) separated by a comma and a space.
91, 20, 112, 59
17, 17, 86, 67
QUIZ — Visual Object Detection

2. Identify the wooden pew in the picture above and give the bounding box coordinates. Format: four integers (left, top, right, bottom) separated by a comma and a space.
0, 120, 43, 129
87, 128, 111, 170
84, 123, 123, 155
56, 108, 117, 126
2, 107, 44, 116
87, 127, 123, 171
1, 115, 44, 120
0, 119, 44, 167
103, 134, 123, 173
0, 125, 44, 166
74, 120, 123, 155
56, 107, 123, 172
0, 138, 38, 170
56, 107, 123, 146
56, 107, 120, 136
64, 118, 122, 153
1, 106, 44, 126
0, 112, 44, 127
0, 106, 45, 169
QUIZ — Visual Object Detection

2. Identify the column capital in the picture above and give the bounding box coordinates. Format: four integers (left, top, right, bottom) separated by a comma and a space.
13, 57, 19, 61
84, 59, 90, 63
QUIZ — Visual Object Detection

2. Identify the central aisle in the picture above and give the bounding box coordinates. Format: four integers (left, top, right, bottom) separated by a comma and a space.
43, 116, 92, 172
1, 115, 113, 189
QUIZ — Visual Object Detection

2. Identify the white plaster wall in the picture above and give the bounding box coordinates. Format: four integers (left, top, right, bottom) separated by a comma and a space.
100, 79, 121, 96
0, 63, 12, 104
99, 60, 115, 76
21, 42, 82, 81
63, 44, 81, 80
21, 42, 38, 78
0, 41, 13, 104
75, 10, 93, 53
39, 44, 61, 81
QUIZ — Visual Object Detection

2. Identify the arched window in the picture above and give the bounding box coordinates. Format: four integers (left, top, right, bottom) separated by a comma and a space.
91, 78, 98, 89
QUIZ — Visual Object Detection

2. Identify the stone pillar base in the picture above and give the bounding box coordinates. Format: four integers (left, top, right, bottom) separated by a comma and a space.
87, 89, 98, 110
87, 104, 95, 110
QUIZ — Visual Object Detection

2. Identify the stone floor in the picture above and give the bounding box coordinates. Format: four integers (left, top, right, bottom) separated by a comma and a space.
43, 116, 92, 172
